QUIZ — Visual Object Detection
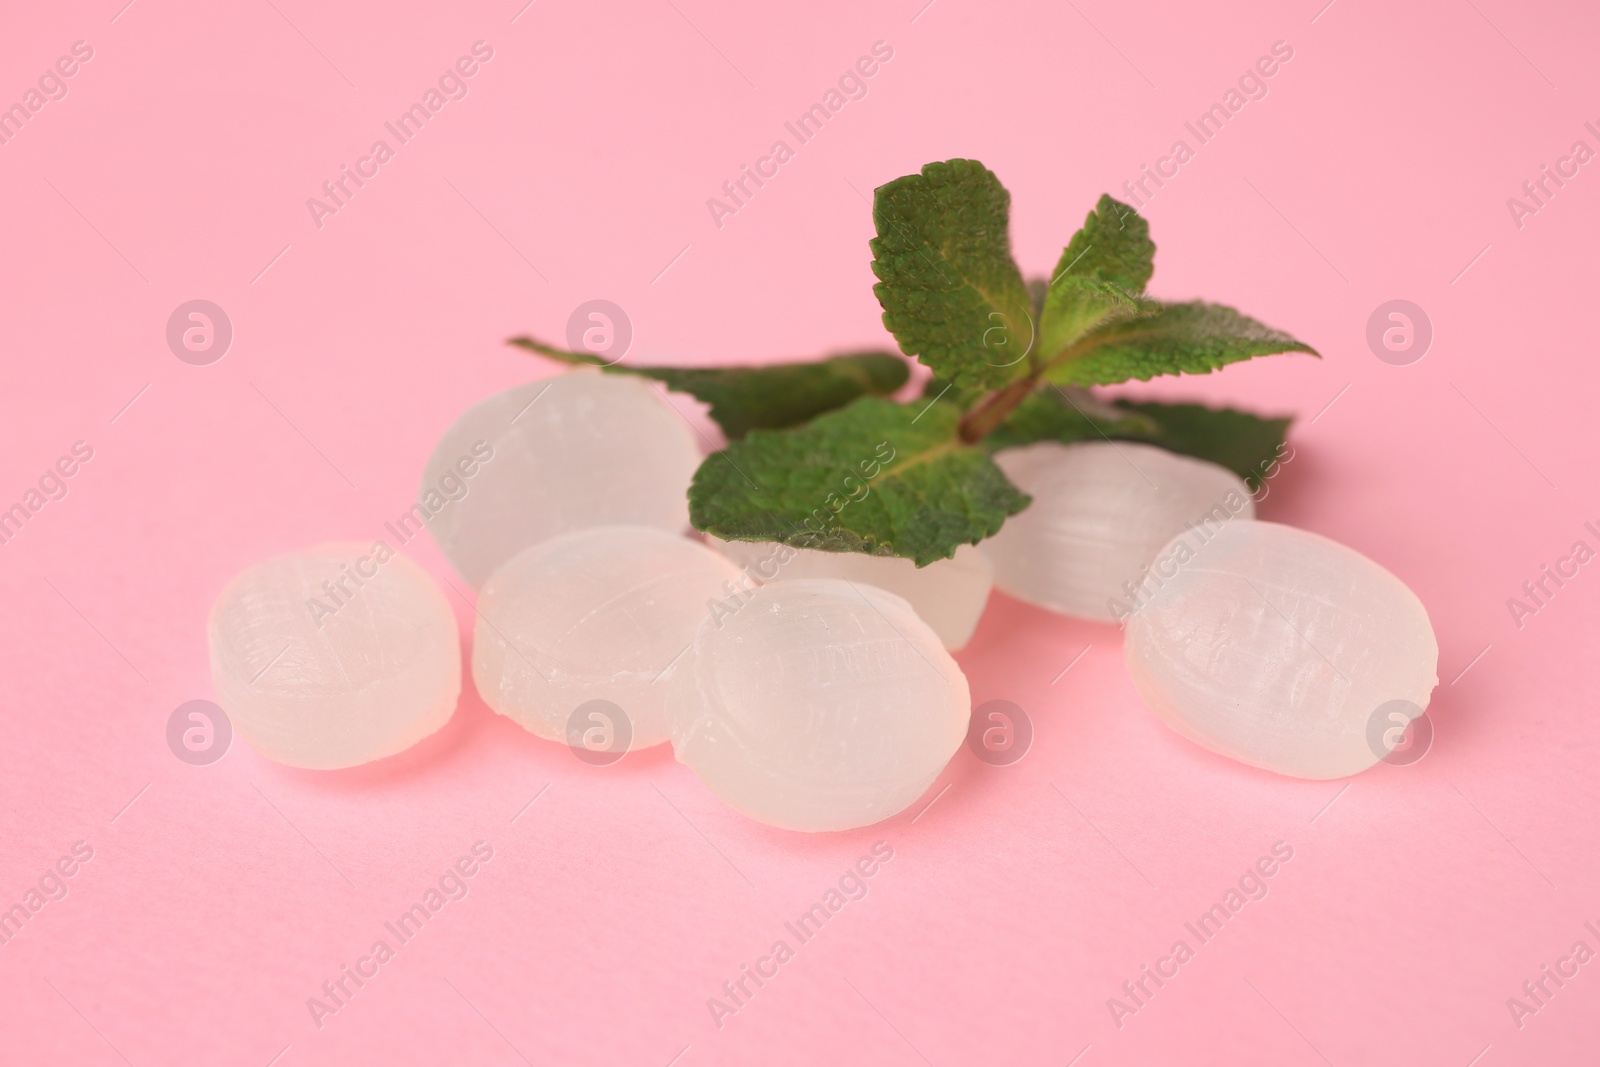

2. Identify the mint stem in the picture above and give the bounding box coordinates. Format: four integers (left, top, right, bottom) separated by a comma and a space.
958, 375, 1038, 443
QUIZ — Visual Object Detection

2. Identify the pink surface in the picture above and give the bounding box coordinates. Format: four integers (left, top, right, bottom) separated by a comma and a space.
2, 0, 1597, 1063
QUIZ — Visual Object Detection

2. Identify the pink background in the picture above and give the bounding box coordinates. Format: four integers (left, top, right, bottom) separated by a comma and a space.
3, 0, 1597, 1063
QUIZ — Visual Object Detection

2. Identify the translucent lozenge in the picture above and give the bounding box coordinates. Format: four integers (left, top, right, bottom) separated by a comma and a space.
669, 579, 970, 831
987, 440, 1255, 622
421, 370, 702, 586
472, 525, 743, 750
1124, 521, 1438, 779
208, 544, 461, 769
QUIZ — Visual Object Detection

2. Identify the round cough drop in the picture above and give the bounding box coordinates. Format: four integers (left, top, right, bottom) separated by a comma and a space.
1125, 521, 1438, 779
708, 538, 993, 650
208, 544, 460, 769
472, 526, 743, 751
669, 580, 970, 832
987, 441, 1255, 622
422, 370, 701, 586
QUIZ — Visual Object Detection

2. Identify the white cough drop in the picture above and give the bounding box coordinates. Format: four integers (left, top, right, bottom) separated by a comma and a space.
669, 579, 970, 832
421, 371, 701, 586
472, 526, 743, 750
208, 545, 461, 769
1124, 521, 1439, 779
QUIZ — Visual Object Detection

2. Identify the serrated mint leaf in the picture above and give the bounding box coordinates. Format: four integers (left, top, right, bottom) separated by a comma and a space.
689, 396, 1030, 566
1045, 301, 1318, 386
982, 387, 1159, 452
1037, 196, 1156, 363
508, 337, 908, 440
1051, 194, 1154, 293
869, 160, 1035, 394
1111, 399, 1292, 487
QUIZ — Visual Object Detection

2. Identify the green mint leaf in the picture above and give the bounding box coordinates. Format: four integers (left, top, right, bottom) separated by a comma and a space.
869, 160, 1035, 394
981, 387, 1158, 452
508, 337, 908, 440
1045, 300, 1319, 386
688, 396, 1031, 566
1111, 399, 1292, 488
1036, 196, 1156, 362
1051, 194, 1154, 293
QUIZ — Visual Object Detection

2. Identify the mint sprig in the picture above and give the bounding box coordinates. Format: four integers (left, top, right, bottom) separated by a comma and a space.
509, 159, 1315, 565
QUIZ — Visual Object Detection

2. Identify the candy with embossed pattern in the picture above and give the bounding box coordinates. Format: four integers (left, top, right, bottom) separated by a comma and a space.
473, 526, 742, 750
1125, 521, 1438, 779
669, 579, 970, 831
208, 544, 460, 769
